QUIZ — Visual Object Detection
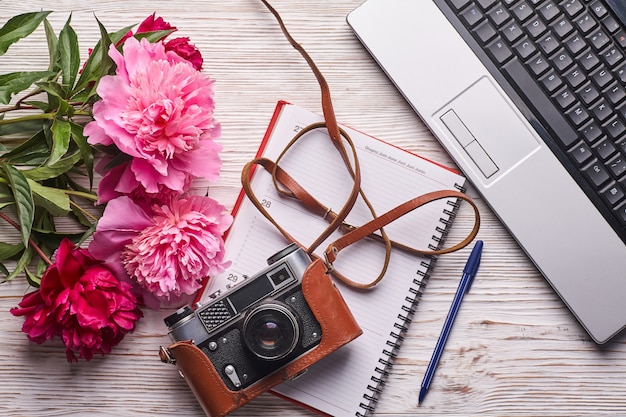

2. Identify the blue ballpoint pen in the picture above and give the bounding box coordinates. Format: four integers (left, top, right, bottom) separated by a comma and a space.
418, 240, 483, 404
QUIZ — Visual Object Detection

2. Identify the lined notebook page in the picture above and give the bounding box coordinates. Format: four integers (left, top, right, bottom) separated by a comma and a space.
200, 102, 465, 416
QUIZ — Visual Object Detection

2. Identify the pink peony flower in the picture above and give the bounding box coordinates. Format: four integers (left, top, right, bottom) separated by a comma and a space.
88, 195, 232, 308
94, 157, 192, 206
10, 239, 143, 362
84, 36, 221, 195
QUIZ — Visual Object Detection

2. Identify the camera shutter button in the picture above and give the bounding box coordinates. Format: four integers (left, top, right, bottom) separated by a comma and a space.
224, 364, 242, 389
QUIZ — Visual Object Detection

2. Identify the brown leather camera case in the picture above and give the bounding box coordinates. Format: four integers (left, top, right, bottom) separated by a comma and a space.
160, 258, 363, 417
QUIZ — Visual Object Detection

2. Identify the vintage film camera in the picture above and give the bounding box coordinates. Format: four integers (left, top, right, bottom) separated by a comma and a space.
160, 243, 362, 417
164, 243, 321, 390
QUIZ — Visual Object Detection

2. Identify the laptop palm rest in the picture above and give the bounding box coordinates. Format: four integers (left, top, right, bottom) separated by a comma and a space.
438, 77, 540, 181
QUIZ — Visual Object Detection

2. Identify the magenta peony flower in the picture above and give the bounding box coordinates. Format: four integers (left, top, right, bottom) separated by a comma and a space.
164, 37, 203, 71
10, 239, 143, 362
136, 13, 176, 34
88, 195, 232, 308
84, 36, 221, 195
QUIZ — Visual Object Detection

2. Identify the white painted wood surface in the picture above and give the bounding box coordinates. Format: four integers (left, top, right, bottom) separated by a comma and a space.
1, 1, 626, 416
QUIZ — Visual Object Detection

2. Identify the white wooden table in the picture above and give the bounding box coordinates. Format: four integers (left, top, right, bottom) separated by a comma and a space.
2, 1, 626, 416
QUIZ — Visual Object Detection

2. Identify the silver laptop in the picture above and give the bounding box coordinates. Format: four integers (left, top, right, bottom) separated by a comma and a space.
348, 0, 626, 344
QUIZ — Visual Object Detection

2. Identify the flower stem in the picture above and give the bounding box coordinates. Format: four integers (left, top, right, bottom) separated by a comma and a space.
64, 189, 98, 202
0, 211, 52, 266
69, 200, 98, 222
0, 113, 55, 126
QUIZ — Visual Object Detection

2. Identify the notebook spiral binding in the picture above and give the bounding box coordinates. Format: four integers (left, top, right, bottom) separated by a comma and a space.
356, 184, 466, 416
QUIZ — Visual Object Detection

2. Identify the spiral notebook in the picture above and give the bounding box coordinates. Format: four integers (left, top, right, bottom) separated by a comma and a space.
197, 101, 466, 416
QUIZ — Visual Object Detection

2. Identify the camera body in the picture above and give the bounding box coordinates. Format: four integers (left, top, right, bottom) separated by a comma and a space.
164, 243, 322, 391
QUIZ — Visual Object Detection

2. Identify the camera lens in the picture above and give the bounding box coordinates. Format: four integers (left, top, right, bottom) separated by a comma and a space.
243, 303, 300, 361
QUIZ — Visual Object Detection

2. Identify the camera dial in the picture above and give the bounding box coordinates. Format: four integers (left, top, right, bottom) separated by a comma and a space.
243, 303, 300, 361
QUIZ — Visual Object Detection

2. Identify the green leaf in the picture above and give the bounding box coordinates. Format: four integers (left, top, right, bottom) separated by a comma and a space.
0, 262, 9, 278
32, 228, 86, 248
0, 163, 35, 247
4, 244, 32, 281
0, 242, 24, 260
0, 11, 52, 56
58, 15, 80, 94
35, 80, 66, 100
70, 122, 94, 187
73, 21, 134, 100
48, 118, 71, 166
0, 118, 48, 137
27, 179, 70, 216
134, 29, 175, 43
24, 266, 41, 287
21, 150, 81, 181
43, 18, 59, 73
0, 129, 50, 162
0, 71, 56, 104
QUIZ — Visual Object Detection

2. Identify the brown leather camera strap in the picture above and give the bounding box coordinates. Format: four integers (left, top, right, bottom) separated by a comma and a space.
247, 1, 481, 289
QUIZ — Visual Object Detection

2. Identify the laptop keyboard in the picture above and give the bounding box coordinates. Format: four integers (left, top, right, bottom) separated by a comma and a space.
440, 0, 626, 236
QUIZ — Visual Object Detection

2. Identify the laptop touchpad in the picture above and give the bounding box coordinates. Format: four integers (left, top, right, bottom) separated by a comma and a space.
438, 77, 540, 180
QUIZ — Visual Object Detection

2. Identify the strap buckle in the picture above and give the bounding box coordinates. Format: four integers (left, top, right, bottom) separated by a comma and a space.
159, 346, 176, 365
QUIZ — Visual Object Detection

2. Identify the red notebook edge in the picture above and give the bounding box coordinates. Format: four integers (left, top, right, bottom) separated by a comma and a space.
192, 100, 290, 305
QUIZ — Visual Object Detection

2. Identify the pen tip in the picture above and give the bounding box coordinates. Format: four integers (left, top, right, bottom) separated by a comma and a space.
418, 387, 427, 404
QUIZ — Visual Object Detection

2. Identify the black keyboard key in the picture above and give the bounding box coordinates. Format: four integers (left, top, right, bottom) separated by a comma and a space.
584, 160, 611, 186
570, 141, 594, 164
602, 47, 624, 68
538, 1, 560, 22
502, 57, 579, 147
602, 15, 620, 34
564, 65, 586, 89
592, 66, 613, 89
538, 32, 560, 55
511, 1, 534, 22
605, 83, 626, 106
589, 29, 611, 51
551, 49, 574, 71
503, 21, 525, 43
589, 1, 609, 19
477, 0, 498, 10
487, 38, 514, 63
578, 82, 600, 105
566, 103, 590, 126
488, 5, 511, 27
574, 13, 598, 34
580, 121, 603, 143
554, 87, 577, 109
565, 34, 587, 55
449, 0, 472, 10
603, 183, 625, 206
615, 30, 626, 48
525, 16, 548, 38
590, 99, 613, 123
617, 64, 626, 83
515, 37, 538, 59
594, 137, 617, 160
562, 0, 585, 18
577, 49, 601, 71
605, 117, 626, 140
462, 6, 484, 27
551, 15, 575, 39
528, 53, 551, 75
474, 20, 498, 43
614, 203, 626, 224
608, 155, 626, 178
541, 70, 564, 93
